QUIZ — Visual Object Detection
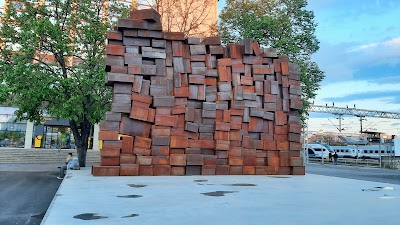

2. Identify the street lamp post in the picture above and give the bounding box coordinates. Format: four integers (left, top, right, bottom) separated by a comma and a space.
319, 130, 324, 165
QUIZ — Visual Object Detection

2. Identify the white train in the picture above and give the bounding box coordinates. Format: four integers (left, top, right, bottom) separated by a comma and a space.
330, 145, 394, 159
305, 142, 398, 160
304, 143, 333, 159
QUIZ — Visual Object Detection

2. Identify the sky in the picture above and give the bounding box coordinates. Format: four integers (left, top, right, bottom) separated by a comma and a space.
218, 0, 400, 136
306, 0, 400, 135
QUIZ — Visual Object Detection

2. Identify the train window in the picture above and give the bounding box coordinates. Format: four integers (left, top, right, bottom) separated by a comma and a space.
375, 150, 378, 153
307, 149, 314, 154
346, 150, 349, 153
381, 151, 384, 154
369, 150, 373, 153
314, 148, 321, 152
363, 150, 367, 153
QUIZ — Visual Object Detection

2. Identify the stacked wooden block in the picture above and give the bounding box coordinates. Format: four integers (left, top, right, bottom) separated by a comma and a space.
92, 9, 305, 176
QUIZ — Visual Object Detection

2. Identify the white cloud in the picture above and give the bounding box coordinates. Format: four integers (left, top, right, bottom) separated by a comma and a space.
316, 80, 400, 100
346, 36, 400, 53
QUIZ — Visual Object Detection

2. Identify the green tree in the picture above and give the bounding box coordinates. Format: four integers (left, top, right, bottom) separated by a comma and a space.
0, 0, 131, 166
219, 0, 324, 115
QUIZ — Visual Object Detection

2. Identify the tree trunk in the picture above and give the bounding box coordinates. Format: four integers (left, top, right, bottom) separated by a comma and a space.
70, 119, 91, 167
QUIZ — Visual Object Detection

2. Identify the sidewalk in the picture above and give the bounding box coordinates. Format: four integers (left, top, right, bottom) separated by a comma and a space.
42, 168, 400, 225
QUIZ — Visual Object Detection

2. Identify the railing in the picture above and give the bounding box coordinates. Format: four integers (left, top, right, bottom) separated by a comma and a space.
308, 158, 381, 168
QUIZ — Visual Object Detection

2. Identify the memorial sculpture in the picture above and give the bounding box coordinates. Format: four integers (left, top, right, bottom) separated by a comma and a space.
92, 9, 305, 176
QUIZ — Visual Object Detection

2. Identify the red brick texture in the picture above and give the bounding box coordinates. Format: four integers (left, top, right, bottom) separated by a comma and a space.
92, 9, 304, 176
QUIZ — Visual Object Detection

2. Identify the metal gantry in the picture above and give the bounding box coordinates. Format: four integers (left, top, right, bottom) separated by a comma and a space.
308, 105, 400, 119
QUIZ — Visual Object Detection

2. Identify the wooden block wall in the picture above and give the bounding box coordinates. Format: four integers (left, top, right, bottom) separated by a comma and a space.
92, 9, 304, 176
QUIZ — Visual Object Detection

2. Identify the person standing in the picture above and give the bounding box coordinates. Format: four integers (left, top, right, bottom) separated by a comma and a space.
333, 151, 339, 165
329, 152, 332, 162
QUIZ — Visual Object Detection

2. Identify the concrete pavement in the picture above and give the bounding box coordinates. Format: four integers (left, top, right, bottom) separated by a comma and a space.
42, 168, 400, 225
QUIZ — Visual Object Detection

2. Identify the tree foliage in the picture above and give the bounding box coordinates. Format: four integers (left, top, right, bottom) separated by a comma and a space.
219, 0, 324, 115
0, 0, 131, 166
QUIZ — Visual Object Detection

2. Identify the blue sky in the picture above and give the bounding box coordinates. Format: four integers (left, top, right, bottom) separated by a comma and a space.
218, 0, 400, 135
305, 0, 400, 135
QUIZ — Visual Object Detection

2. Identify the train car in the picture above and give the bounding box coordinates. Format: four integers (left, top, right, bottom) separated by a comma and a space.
305, 143, 333, 159
330, 145, 395, 159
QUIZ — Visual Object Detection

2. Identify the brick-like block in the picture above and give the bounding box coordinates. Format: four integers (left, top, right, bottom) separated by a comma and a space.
170, 136, 189, 148
279, 166, 291, 175
229, 157, 244, 166
186, 165, 202, 175
137, 156, 152, 165
292, 166, 305, 175
151, 146, 170, 156
290, 157, 304, 167
152, 156, 169, 165
134, 136, 152, 149
120, 117, 151, 137
139, 165, 153, 176
101, 148, 121, 157
255, 166, 268, 175
121, 136, 134, 154
98, 131, 119, 140
92, 164, 120, 176
133, 147, 151, 156
243, 166, 256, 175
153, 165, 171, 175
120, 164, 139, 176
120, 154, 136, 164
101, 157, 120, 166
152, 136, 170, 146
202, 165, 216, 175
216, 165, 229, 175
171, 166, 186, 175
170, 154, 187, 166
230, 166, 243, 175
187, 154, 204, 165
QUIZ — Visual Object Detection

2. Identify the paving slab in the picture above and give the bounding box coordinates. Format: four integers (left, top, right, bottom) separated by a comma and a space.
42, 168, 399, 225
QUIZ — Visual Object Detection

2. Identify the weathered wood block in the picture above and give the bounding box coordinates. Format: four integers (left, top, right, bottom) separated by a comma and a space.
290, 142, 302, 151
153, 96, 175, 107
186, 154, 204, 166
190, 45, 207, 55
275, 111, 287, 126
155, 115, 178, 127
229, 166, 243, 175
107, 31, 122, 40
133, 147, 151, 155
133, 136, 152, 149
130, 107, 149, 121
123, 37, 151, 46
152, 156, 169, 165
164, 32, 185, 40
101, 156, 120, 166
202, 37, 221, 45
201, 165, 216, 175
151, 136, 170, 146
92, 164, 120, 176
186, 165, 202, 175
98, 131, 119, 141
139, 165, 153, 175
120, 154, 136, 164
290, 157, 304, 167
170, 136, 189, 148
121, 136, 134, 154
171, 166, 185, 175
242, 166, 256, 175
153, 165, 171, 175
106, 45, 125, 56
216, 165, 229, 175
137, 156, 153, 165
100, 121, 120, 131
101, 147, 121, 157
120, 164, 139, 176
291, 166, 305, 175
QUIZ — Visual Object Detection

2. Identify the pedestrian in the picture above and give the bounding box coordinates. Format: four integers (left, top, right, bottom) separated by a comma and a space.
57, 153, 79, 179
333, 151, 339, 165
329, 152, 332, 162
